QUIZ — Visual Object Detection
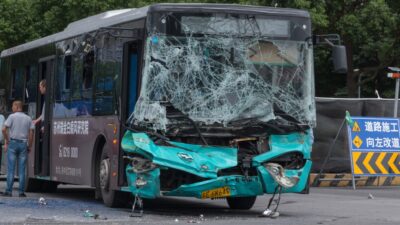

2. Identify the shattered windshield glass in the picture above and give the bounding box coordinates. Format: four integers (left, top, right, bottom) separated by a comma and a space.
130, 12, 315, 131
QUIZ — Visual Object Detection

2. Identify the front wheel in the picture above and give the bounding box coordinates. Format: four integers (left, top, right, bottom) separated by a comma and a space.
226, 196, 257, 210
97, 149, 129, 207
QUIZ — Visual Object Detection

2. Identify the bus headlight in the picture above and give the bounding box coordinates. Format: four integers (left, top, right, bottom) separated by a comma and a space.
264, 163, 299, 188
129, 157, 157, 174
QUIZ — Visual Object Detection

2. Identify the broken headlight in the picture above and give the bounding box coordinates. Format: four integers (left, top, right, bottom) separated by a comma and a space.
125, 156, 157, 173
264, 163, 299, 188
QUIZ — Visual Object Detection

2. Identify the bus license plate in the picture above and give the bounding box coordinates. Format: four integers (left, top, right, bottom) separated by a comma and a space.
201, 187, 231, 199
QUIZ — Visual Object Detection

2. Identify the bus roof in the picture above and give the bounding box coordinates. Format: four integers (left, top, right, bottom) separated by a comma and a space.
0, 3, 310, 58
0, 7, 149, 58
148, 3, 310, 18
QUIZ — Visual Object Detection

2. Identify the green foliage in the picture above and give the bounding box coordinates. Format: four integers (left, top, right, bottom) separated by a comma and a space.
0, 0, 40, 50
0, 0, 399, 98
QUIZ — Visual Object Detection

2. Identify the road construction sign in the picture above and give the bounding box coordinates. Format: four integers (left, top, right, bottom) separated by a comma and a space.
347, 117, 400, 176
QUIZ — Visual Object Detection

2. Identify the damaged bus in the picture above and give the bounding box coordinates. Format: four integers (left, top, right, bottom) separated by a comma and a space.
0, 4, 346, 215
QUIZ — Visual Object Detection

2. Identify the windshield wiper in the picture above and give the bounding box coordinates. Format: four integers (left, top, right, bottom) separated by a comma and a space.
273, 104, 309, 130
164, 102, 208, 146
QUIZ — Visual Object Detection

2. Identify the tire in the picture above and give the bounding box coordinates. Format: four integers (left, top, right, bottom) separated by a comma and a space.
98, 149, 128, 207
226, 196, 257, 210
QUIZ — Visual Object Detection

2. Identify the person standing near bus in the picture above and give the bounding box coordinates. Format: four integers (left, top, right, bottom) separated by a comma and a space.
33, 79, 46, 129
0, 111, 5, 171
2, 100, 34, 197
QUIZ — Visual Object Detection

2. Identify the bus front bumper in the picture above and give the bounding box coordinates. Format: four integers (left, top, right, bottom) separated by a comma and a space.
122, 159, 311, 199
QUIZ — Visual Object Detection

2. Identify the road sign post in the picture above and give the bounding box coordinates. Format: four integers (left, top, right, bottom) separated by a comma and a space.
388, 67, 400, 117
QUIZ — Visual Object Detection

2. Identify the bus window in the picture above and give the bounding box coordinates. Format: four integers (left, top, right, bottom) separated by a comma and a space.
24, 66, 30, 102
82, 51, 94, 90
55, 55, 72, 101
65, 55, 72, 90
10, 68, 24, 100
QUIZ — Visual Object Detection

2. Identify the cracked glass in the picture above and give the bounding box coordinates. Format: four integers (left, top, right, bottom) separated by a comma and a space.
130, 12, 315, 131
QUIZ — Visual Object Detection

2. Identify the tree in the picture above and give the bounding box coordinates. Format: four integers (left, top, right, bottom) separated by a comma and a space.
0, 0, 399, 98
0, 0, 40, 51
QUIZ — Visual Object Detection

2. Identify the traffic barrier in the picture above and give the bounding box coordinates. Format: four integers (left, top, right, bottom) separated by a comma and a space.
310, 173, 400, 187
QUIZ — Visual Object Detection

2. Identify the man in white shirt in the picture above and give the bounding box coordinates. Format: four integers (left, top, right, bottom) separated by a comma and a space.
2, 100, 34, 197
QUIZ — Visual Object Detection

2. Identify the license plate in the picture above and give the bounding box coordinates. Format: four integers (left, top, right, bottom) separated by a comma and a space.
201, 187, 231, 199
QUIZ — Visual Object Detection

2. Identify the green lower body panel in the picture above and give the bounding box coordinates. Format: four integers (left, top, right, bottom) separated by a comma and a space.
125, 165, 160, 199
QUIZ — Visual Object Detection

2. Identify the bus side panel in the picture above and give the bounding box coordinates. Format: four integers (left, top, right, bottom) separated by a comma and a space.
50, 116, 119, 185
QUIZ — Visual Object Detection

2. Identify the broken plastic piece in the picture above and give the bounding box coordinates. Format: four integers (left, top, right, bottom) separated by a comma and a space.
83, 210, 95, 218
261, 209, 280, 218
368, 193, 374, 199
264, 163, 299, 188
130, 194, 144, 217
38, 197, 47, 205
261, 185, 282, 218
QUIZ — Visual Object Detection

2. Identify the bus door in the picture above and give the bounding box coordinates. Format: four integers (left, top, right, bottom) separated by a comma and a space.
118, 40, 142, 185
34, 56, 54, 176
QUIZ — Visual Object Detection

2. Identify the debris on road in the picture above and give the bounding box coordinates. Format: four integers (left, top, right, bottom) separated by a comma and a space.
83, 210, 94, 218
368, 193, 374, 199
83, 209, 107, 220
38, 197, 47, 205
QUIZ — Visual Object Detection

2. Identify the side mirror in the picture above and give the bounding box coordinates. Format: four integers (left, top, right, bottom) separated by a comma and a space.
332, 45, 348, 73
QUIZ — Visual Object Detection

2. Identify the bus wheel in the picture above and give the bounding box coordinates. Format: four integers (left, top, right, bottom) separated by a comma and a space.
226, 196, 257, 210
98, 150, 125, 207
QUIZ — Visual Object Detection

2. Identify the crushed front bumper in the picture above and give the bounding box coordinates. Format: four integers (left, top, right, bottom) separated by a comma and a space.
121, 130, 312, 199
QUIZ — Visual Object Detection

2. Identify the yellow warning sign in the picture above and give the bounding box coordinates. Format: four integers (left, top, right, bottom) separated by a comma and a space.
352, 136, 362, 148
352, 121, 361, 132
352, 152, 400, 175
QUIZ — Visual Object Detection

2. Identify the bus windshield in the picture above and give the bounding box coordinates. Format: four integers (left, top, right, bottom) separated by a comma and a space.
132, 12, 315, 131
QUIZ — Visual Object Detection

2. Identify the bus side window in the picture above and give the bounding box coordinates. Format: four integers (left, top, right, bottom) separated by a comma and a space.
65, 55, 72, 91
54, 55, 73, 118
24, 66, 30, 102
10, 68, 24, 100
25, 65, 38, 118
82, 51, 94, 90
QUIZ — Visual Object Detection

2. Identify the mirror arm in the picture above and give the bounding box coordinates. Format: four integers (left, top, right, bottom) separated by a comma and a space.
313, 34, 341, 46
323, 38, 334, 47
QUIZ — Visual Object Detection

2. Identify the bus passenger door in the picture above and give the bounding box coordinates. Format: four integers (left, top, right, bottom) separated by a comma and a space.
119, 40, 142, 185
35, 56, 54, 176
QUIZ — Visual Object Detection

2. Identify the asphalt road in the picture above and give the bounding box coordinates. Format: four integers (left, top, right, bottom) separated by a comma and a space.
0, 179, 399, 225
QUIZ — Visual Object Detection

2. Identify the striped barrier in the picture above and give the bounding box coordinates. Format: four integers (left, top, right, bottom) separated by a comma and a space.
310, 173, 400, 187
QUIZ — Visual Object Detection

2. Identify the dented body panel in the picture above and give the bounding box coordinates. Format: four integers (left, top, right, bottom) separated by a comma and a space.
122, 130, 312, 199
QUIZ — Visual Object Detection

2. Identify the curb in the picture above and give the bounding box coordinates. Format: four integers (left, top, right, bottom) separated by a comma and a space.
310, 173, 400, 187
